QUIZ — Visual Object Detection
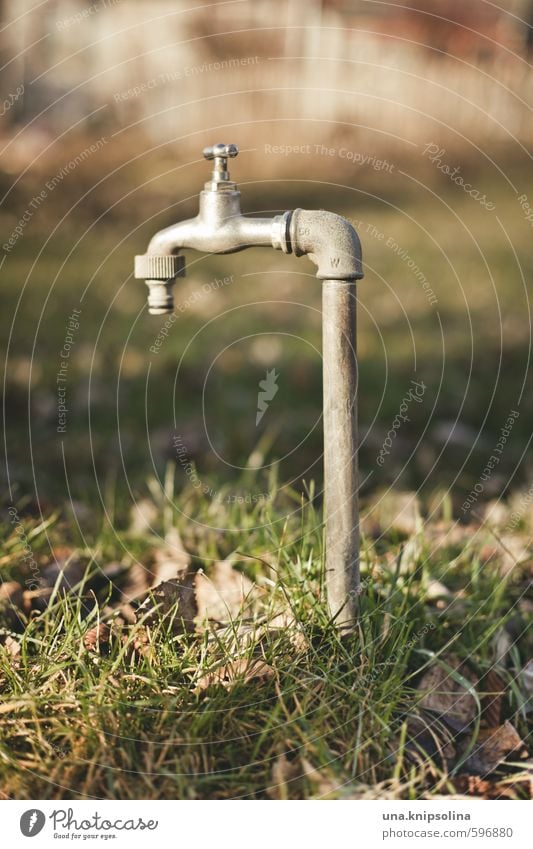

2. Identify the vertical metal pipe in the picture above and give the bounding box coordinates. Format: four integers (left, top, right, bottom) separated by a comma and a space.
322, 279, 359, 633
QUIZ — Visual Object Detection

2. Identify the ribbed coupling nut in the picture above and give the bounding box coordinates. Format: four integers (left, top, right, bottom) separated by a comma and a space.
134, 254, 185, 280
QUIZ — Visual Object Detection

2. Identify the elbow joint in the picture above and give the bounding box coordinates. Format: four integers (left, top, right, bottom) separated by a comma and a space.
288, 209, 363, 281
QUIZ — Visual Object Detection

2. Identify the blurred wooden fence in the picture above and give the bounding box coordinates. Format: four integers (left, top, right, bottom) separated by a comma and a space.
1, 0, 533, 148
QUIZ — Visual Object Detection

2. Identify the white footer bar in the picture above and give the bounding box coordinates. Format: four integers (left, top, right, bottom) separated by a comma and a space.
2, 799, 531, 849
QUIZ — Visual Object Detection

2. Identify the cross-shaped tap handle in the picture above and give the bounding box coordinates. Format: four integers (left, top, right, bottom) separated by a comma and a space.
203, 143, 239, 162
202, 143, 239, 185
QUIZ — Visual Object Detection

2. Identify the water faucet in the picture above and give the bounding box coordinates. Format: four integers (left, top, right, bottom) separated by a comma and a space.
134, 143, 364, 633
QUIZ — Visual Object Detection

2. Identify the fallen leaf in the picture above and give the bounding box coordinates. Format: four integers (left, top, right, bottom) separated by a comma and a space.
195, 657, 274, 692
484, 535, 530, 576
453, 774, 524, 799
424, 579, 452, 602
267, 751, 302, 799
22, 586, 53, 614
111, 602, 137, 626
128, 498, 158, 536
124, 625, 153, 659
482, 501, 511, 528
99, 561, 128, 582
0, 581, 24, 628
367, 491, 422, 536
405, 712, 457, 771
0, 635, 21, 658
42, 547, 86, 590
459, 721, 527, 776
120, 563, 151, 601
205, 612, 309, 656
195, 559, 256, 623
121, 529, 191, 603
425, 521, 475, 549
521, 660, 533, 709
268, 611, 309, 652
136, 574, 197, 634
83, 623, 111, 653
152, 528, 191, 582
300, 757, 342, 797
480, 669, 506, 728
417, 657, 478, 732
492, 627, 513, 666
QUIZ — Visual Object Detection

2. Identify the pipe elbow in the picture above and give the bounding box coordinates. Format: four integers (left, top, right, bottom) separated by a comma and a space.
289, 209, 363, 281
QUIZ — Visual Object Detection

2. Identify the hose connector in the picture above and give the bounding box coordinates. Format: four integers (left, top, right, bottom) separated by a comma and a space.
134, 254, 185, 315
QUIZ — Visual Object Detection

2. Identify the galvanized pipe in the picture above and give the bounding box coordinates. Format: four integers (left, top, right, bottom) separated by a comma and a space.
323, 280, 359, 632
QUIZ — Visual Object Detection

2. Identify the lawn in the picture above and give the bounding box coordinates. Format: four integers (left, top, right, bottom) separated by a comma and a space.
0, 472, 531, 799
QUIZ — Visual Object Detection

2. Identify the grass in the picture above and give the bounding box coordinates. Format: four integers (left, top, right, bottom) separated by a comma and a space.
0, 472, 531, 800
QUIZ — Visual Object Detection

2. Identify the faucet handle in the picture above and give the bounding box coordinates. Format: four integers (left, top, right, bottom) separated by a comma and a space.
203, 143, 239, 161
202, 143, 239, 188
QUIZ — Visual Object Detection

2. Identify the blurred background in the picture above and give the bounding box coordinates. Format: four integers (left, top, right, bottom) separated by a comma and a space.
1, 0, 532, 525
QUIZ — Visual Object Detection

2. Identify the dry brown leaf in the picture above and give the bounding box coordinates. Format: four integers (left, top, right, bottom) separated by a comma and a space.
481, 501, 511, 528
125, 625, 153, 659
121, 529, 191, 603
196, 657, 274, 692
300, 757, 342, 797
152, 528, 190, 582
453, 774, 524, 799
0, 581, 23, 605
128, 498, 158, 536
405, 712, 457, 771
120, 563, 152, 601
459, 721, 528, 776
22, 586, 53, 614
0, 581, 24, 627
522, 660, 533, 706
425, 579, 452, 602
417, 657, 478, 732
267, 752, 302, 799
425, 521, 475, 548
207, 623, 262, 653
368, 491, 422, 536
492, 627, 513, 666
136, 574, 197, 634
268, 611, 309, 652
195, 559, 256, 623
206, 612, 309, 656
42, 547, 86, 590
480, 535, 530, 576
480, 669, 506, 728
0, 635, 21, 658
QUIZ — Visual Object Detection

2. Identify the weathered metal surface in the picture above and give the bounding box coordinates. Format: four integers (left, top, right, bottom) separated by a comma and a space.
323, 280, 359, 632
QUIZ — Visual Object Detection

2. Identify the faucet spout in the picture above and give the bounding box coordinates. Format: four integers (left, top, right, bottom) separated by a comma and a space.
145, 203, 281, 258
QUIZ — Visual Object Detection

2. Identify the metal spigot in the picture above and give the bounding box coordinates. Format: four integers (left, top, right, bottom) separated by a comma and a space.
133, 143, 365, 631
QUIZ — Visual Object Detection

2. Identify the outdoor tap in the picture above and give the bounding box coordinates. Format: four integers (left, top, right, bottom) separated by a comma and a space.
135, 143, 286, 314
134, 143, 364, 633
